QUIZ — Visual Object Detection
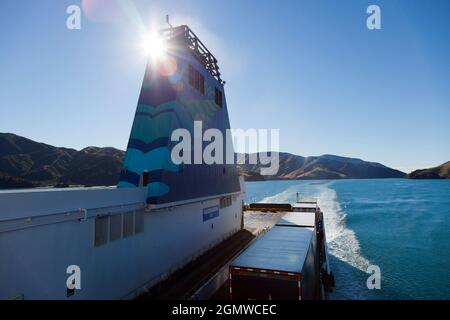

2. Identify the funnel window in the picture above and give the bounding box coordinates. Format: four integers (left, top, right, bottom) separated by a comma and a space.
215, 88, 223, 107
188, 64, 205, 95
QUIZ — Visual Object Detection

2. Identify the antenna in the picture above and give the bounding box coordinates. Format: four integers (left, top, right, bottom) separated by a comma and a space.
166, 15, 173, 29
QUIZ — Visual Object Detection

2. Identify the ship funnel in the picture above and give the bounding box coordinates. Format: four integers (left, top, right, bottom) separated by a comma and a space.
118, 25, 240, 205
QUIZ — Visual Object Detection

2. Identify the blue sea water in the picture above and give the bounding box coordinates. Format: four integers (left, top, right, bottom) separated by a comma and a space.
244, 179, 450, 300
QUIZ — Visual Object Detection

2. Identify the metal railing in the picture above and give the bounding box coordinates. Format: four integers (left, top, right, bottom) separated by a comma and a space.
160, 25, 224, 84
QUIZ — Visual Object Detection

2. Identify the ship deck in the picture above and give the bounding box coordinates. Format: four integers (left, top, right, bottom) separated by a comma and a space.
137, 210, 285, 300
138, 229, 254, 300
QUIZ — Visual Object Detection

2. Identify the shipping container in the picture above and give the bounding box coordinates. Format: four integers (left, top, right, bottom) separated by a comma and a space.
229, 221, 318, 300
275, 211, 316, 228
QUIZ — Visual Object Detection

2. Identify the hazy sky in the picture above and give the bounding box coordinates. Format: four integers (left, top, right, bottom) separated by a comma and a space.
0, 0, 449, 172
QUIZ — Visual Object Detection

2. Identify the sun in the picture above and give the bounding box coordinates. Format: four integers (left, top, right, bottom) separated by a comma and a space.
141, 32, 166, 58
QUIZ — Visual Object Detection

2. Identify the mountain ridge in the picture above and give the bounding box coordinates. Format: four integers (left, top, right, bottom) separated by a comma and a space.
0, 132, 124, 188
0, 132, 408, 188
236, 152, 405, 181
408, 161, 450, 179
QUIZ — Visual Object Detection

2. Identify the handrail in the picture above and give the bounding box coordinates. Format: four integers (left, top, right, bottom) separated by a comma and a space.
160, 25, 224, 84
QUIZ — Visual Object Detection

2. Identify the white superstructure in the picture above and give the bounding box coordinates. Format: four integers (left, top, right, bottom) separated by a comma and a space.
0, 177, 245, 299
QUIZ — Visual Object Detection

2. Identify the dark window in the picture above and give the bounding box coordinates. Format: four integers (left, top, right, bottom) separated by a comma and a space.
194, 70, 200, 90
199, 74, 205, 94
215, 88, 223, 107
188, 65, 195, 87
123, 212, 134, 238
94, 216, 109, 247
220, 196, 232, 209
188, 64, 205, 95
135, 211, 145, 234
110, 214, 122, 242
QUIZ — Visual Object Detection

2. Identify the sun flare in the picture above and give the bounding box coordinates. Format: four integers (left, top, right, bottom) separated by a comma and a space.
141, 33, 166, 58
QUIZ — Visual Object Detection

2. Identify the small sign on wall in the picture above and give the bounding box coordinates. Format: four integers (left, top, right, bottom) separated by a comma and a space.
203, 206, 220, 222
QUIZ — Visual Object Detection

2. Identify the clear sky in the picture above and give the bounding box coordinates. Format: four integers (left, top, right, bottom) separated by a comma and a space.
0, 0, 449, 172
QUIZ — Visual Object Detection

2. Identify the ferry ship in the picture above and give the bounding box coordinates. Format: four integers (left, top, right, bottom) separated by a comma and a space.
0, 25, 332, 300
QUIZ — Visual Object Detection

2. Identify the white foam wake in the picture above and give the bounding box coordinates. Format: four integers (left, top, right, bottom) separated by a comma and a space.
259, 182, 371, 273
260, 187, 296, 203
317, 184, 371, 273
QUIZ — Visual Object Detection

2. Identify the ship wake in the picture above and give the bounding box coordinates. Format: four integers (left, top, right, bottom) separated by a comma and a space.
316, 184, 370, 273
260, 181, 370, 273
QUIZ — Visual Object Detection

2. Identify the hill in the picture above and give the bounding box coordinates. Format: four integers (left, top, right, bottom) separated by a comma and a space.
237, 152, 406, 181
0, 133, 407, 188
408, 161, 450, 179
0, 133, 124, 188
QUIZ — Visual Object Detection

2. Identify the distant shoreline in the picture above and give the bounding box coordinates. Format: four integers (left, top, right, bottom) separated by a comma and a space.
242, 176, 449, 182
1, 133, 448, 189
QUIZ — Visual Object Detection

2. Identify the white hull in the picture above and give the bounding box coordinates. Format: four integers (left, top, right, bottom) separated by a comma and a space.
0, 181, 244, 300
